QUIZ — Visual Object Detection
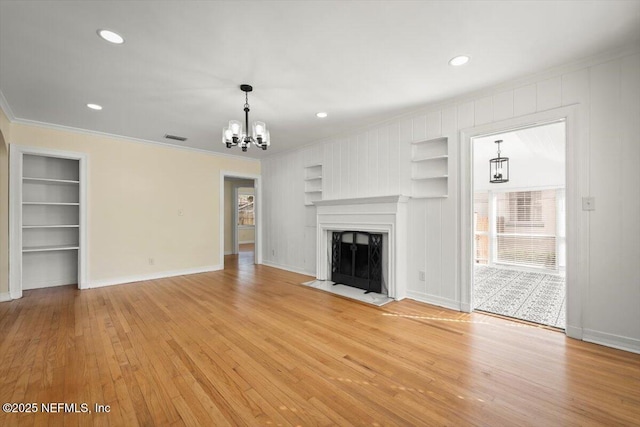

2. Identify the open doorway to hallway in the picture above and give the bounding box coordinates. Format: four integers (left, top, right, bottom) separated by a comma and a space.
472, 121, 566, 329
223, 177, 256, 269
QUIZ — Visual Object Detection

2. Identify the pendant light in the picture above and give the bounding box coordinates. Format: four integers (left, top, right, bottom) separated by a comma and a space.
489, 140, 509, 183
222, 84, 270, 152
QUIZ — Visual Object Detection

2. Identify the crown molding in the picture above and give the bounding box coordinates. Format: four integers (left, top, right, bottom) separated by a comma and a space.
263, 43, 640, 159
5, 118, 260, 163
0, 90, 16, 121
0, 91, 260, 163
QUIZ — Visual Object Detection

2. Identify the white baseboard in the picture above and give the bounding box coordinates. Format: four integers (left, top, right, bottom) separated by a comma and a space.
261, 260, 315, 277
583, 329, 640, 354
238, 240, 255, 244
565, 325, 583, 340
224, 250, 233, 255
86, 265, 223, 289
0, 292, 11, 302
406, 291, 462, 311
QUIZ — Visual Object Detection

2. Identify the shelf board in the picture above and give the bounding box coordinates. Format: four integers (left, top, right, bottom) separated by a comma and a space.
412, 155, 448, 162
411, 137, 447, 145
305, 190, 323, 193
411, 175, 448, 181
23, 202, 80, 206
304, 163, 323, 168
304, 176, 323, 181
23, 177, 79, 185
23, 244, 79, 253
23, 224, 80, 229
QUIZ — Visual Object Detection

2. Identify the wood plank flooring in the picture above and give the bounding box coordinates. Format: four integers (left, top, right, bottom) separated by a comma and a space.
1, 255, 639, 426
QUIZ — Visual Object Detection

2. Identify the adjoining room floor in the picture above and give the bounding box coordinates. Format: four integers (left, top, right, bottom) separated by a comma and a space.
474, 265, 566, 329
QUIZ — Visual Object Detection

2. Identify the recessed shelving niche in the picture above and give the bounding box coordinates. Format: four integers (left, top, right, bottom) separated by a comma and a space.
303, 164, 323, 206
410, 137, 449, 198
10, 147, 87, 296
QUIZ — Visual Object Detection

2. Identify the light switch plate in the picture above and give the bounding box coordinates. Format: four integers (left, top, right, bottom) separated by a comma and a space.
582, 197, 595, 211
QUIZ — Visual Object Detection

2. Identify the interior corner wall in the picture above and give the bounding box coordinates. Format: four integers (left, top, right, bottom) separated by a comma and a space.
262, 50, 640, 352
0, 122, 8, 299
3, 120, 259, 289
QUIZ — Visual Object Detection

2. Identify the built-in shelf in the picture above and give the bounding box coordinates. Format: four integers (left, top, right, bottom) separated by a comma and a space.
411, 137, 449, 198
412, 175, 449, 181
22, 202, 80, 206
304, 164, 323, 206
22, 244, 79, 253
411, 154, 449, 162
11, 149, 86, 294
23, 177, 79, 185
23, 225, 80, 229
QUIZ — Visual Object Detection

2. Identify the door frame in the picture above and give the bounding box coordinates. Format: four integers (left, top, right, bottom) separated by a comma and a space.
219, 171, 262, 266
459, 105, 587, 340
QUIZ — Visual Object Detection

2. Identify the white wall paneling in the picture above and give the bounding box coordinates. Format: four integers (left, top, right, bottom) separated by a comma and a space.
262, 51, 640, 353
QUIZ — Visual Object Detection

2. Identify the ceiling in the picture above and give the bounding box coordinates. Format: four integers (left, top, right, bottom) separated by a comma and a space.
1, 1, 639, 159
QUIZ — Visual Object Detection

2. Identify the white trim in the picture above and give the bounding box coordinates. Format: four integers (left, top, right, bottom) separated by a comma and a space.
262, 260, 315, 277
583, 329, 640, 355
3, 111, 260, 163
86, 265, 222, 289
406, 291, 462, 311
565, 325, 583, 340
220, 171, 263, 267
459, 106, 584, 341
238, 240, 255, 244
9, 144, 89, 298
0, 292, 11, 302
261, 46, 640, 160
233, 185, 239, 254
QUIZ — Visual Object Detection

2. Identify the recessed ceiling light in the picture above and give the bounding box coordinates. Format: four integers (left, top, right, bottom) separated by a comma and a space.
86, 103, 103, 110
97, 29, 124, 44
316, 112, 328, 118
449, 55, 470, 66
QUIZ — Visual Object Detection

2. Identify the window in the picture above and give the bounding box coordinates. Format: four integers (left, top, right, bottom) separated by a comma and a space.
238, 194, 254, 226
508, 191, 543, 224
474, 189, 563, 270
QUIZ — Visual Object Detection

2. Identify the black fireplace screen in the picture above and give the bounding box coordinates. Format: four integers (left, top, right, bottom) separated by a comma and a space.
331, 231, 382, 293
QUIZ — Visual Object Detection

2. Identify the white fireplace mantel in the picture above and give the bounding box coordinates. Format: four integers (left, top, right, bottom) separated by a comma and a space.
315, 195, 409, 300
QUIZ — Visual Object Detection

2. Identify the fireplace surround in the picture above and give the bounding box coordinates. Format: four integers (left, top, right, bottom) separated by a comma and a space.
315, 195, 409, 300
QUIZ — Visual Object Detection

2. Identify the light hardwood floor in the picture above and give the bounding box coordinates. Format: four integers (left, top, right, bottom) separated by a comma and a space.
1, 257, 639, 426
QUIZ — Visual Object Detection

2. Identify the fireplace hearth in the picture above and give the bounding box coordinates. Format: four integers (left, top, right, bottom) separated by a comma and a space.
331, 231, 383, 294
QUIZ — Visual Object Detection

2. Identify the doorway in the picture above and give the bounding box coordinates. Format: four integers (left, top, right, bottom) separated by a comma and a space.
221, 173, 261, 269
472, 121, 566, 328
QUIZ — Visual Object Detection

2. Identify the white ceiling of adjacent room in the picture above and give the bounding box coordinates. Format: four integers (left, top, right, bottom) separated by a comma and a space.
0, 1, 638, 158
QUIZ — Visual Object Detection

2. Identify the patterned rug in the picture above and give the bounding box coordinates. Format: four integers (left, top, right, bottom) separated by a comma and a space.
474, 266, 565, 329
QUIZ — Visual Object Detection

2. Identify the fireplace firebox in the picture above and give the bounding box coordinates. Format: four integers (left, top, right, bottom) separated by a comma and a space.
331, 231, 383, 293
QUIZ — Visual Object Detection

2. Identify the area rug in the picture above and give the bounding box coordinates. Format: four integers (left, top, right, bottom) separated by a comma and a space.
301, 280, 394, 307
474, 266, 565, 329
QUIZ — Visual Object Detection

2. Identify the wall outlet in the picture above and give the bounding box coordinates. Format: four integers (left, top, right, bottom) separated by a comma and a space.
418, 270, 425, 281
148, 258, 155, 265
272, 249, 275, 256
178, 209, 184, 216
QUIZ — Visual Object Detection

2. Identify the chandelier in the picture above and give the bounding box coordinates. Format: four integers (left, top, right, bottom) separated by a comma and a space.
222, 84, 270, 152
489, 139, 509, 183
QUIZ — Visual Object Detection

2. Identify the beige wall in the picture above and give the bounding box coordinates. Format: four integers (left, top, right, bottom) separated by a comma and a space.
0, 114, 259, 290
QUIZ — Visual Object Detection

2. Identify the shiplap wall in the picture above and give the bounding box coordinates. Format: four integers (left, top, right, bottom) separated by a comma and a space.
262, 51, 640, 351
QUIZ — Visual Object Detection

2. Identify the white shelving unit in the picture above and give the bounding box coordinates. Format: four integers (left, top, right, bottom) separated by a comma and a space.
304, 164, 323, 206
9, 146, 87, 298
410, 137, 449, 198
